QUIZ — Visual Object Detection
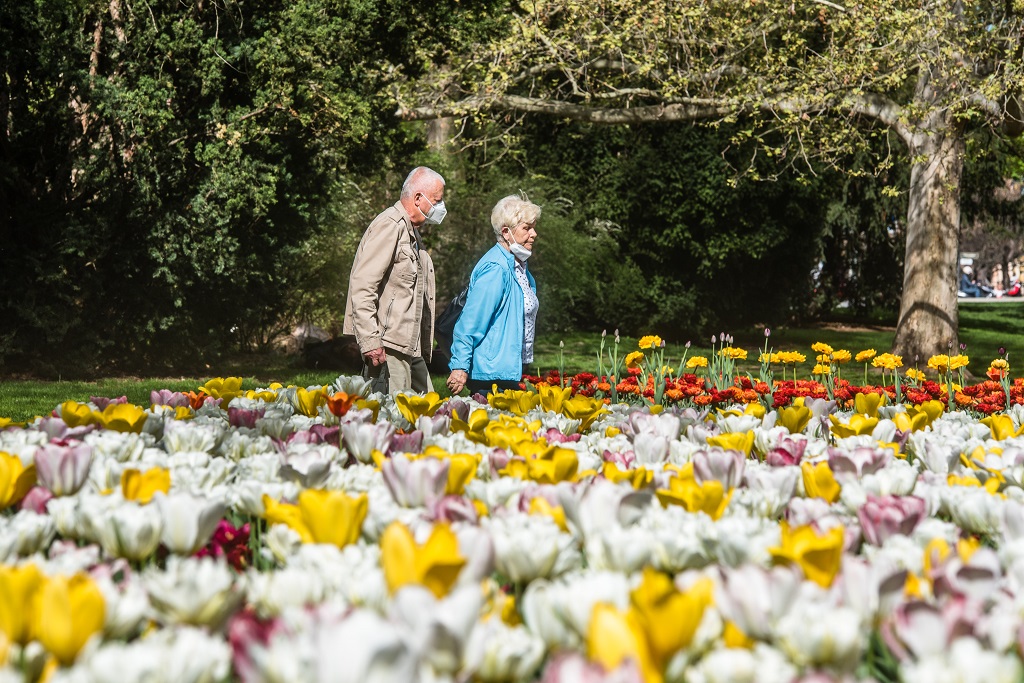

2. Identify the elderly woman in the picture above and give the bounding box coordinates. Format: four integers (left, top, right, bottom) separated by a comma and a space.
446, 194, 540, 396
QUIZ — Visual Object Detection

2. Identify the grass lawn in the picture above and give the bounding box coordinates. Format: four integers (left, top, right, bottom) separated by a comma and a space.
2, 301, 1021, 421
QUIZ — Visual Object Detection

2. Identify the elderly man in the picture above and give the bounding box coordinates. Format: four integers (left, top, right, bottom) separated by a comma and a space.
343, 167, 445, 394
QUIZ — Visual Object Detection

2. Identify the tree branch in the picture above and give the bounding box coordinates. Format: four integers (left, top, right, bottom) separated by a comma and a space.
841, 92, 911, 145
398, 91, 911, 141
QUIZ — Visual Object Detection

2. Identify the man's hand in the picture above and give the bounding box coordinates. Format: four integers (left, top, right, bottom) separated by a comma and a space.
364, 347, 387, 367
447, 369, 468, 394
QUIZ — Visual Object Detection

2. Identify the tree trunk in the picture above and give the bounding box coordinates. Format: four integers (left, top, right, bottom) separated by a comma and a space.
892, 124, 964, 362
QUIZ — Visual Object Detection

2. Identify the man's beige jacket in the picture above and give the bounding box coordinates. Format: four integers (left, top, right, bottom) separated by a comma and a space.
343, 201, 435, 360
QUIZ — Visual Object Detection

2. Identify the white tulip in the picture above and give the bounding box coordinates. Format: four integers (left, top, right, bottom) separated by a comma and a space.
83, 430, 149, 463
715, 563, 805, 641
901, 637, 1022, 683
632, 432, 671, 464
487, 513, 577, 583
82, 496, 163, 561
389, 584, 481, 677
264, 523, 303, 565
154, 492, 226, 555
686, 644, 797, 683
947, 487, 1005, 536
95, 574, 150, 639
591, 524, 653, 572
0, 510, 54, 561
143, 556, 242, 629
522, 570, 631, 650
776, 601, 866, 671
464, 618, 546, 683
162, 420, 223, 454
245, 565, 330, 617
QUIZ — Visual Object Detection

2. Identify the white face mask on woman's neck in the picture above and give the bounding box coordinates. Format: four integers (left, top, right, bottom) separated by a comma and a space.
503, 228, 532, 261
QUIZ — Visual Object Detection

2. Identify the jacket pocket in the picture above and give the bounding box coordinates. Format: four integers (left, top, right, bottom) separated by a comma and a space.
381, 295, 396, 334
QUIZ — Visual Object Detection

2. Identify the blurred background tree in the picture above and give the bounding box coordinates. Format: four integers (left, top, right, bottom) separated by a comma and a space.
4, 0, 1022, 376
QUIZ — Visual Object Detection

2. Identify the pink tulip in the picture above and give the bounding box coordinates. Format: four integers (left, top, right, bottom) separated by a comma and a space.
90, 395, 127, 411
602, 449, 636, 470
544, 428, 580, 444
34, 440, 93, 496
389, 430, 424, 454
881, 595, 982, 662
857, 495, 926, 546
540, 652, 643, 683
19, 486, 54, 514
228, 407, 265, 429
430, 495, 479, 524
287, 424, 340, 447
765, 435, 807, 467
828, 446, 890, 478
228, 610, 284, 683
693, 448, 745, 489
381, 453, 449, 508
150, 389, 190, 408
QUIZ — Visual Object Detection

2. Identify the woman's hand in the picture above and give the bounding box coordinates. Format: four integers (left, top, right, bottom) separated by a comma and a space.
447, 370, 468, 395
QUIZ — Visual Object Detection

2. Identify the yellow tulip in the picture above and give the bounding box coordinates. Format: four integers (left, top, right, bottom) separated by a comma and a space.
561, 395, 608, 432
58, 401, 98, 428
0, 563, 44, 646
528, 497, 569, 532
722, 621, 755, 649
532, 447, 579, 484
605, 426, 622, 438
630, 568, 713, 669
200, 377, 244, 404
706, 431, 755, 456
602, 462, 654, 489
245, 388, 279, 402
484, 422, 533, 450
31, 574, 105, 666
97, 403, 148, 433
0, 452, 36, 510
829, 413, 878, 439
586, 603, 660, 683
854, 392, 885, 418
980, 414, 1024, 441
769, 521, 844, 588
121, 468, 171, 504
355, 399, 380, 422
394, 391, 443, 425
450, 408, 490, 443
537, 384, 572, 414
907, 400, 944, 428
892, 411, 928, 434
656, 475, 732, 519
294, 386, 327, 417
800, 461, 841, 503
380, 521, 466, 598
488, 389, 539, 416
777, 406, 812, 435
263, 490, 368, 549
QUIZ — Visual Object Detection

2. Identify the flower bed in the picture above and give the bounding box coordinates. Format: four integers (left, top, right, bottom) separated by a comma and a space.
2, 346, 1024, 682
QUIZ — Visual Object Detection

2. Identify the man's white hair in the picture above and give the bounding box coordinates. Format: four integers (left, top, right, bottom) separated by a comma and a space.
490, 193, 542, 240
401, 167, 445, 199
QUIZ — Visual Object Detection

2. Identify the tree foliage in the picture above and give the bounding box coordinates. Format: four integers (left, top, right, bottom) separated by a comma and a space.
398, 0, 1024, 358
0, 0, 497, 374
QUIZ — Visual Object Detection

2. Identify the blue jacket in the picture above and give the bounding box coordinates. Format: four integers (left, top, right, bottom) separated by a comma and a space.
449, 243, 536, 380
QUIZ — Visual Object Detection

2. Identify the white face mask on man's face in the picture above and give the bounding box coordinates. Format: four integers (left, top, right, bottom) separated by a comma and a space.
504, 228, 532, 261
419, 196, 447, 225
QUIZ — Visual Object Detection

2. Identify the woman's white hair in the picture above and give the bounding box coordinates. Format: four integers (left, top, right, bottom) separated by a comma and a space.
491, 193, 542, 240
401, 167, 445, 199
